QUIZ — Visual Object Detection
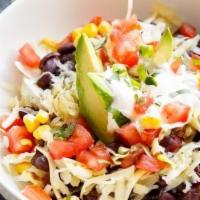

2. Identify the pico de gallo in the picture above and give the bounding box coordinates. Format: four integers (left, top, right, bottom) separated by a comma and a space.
1, 2, 200, 200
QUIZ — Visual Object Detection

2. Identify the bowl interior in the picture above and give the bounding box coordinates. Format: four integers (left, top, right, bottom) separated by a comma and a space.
0, 0, 200, 199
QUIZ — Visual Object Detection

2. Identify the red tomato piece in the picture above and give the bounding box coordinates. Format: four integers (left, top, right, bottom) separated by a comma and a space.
76, 150, 104, 171
90, 16, 103, 26
76, 115, 91, 131
161, 102, 190, 124
179, 23, 197, 38
90, 143, 111, 164
171, 58, 182, 73
23, 185, 52, 200
148, 41, 159, 50
49, 141, 76, 160
116, 123, 141, 146
110, 28, 123, 43
136, 154, 166, 172
19, 43, 40, 68
121, 149, 144, 168
141, 129, 161, 146
69, 124, 94, 154
7, 126, 34, 154
99, 48, 109, 65
0, 116, 24, 131
134, 96, 154, 115
57, 34, 73, 48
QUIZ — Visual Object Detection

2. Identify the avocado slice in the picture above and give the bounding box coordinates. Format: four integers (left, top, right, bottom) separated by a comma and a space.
88, 72, 113, 109
76, 34, 114, 144
153, 27, 174, 65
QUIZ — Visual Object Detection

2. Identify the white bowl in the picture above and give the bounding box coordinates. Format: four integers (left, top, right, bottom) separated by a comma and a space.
0, 0, 199, 199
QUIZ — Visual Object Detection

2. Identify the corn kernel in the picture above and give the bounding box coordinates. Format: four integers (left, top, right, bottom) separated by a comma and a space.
33, 125, 51, 140
72, 27, 83, 41
36, 110, 49, 124
98, 21, 112, 36
15, 162, 31, 174
157, 154, 173, 165
140, 116, 161, 129
83, 23, 98, 38
23, 114, 40, 132
40, 38, 57, 51
20, 139, 33, 147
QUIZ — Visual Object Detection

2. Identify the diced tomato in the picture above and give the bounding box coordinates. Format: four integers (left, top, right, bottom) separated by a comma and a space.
77, 144, 111, 171
49, 141, 76, 159
179, 23, 197, 38
113, 15, 140, 34
68, 124, 94, 153
99, 48, 109, 65
121, 149, 144, 168
171, 58, 182, 73
19, 43, 40, 68
116, 123, 141, 146
57, 34, 73, 48
23, 185, 52, 200
141, 129, 161, 146
0, 116, 24, 132
77, 116, 91, 131
161, 102, 190, 124
148, 41, 159, 50
136, 154, 166, 172
90, 16, 103, 26
76, 150, 103, 171
49, 125, 94, 160
134, 96, 154, 115
7, 126, 34, 154
90, 143, 111, 164
110, 29, 123, 43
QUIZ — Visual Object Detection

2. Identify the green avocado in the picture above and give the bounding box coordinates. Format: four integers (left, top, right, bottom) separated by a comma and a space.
88, 72, 113, 109
153, 27, 174, 65
75, 34, 114, 144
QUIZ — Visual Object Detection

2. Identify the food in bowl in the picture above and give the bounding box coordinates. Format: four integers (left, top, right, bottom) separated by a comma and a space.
1, 3, 200, 200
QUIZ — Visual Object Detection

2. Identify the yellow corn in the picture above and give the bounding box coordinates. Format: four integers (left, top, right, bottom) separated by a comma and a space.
140, 116, 161, 129
197, 73, 200, 89
15, 162, 31, 174
72, 27, 83, 41
98, 21, 112, 36
83, 23, 98, 38
40, 38, 57, 51
20, 139, 33, 147
23, 114, 40, 132
36, 110, 49, 124
33, 125, 51, 140
157, 154, 173, 165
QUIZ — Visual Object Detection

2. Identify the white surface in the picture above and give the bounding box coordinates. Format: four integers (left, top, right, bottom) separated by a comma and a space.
0, 0, 199, 199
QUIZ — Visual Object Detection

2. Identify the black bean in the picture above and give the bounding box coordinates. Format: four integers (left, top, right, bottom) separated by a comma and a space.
40, 52, 60, 75
59, 53, 74, 64
31, 151, 49, 172
197, 40, 200, 48
107, 142, 120, 152
159, 193, 175, 200
57, 43, 75, 54
37, 73, 53, 90
83, 188, 100, 200
37, 140, 45, 147
160, 135, 182, 152
182, 186, 200, 200
193, 132, 200, 142
157, 178, 167, 189
195, 164, 200, 177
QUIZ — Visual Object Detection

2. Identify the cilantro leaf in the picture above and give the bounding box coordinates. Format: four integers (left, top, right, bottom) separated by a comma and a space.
53, 123, 76, 140
145, 76, 157, 86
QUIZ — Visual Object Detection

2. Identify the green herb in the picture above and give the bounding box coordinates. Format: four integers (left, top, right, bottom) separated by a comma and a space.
137, 64, 148, 81
53, 123, 76, 139
134, 93, 139, 101
91, 37, 107, 50
145, 76, 157, 86
108, 108, 130, 127
130, 78, 141, 90
139, 44, 154, 59
169, 89, 190, 98
155, 102, 161, 107
112, 64, 128, 76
